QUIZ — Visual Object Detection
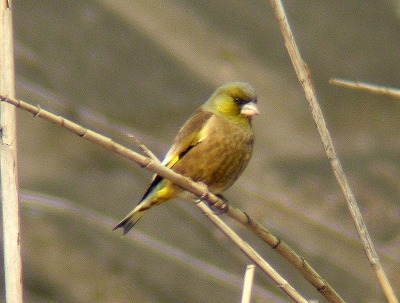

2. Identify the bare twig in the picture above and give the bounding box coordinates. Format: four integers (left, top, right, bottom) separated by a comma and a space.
241, 264, 256, 303
195, 200, 308, 303
269, 1, 399, 303
132, 142, 346, 302
0, 1, 23, 303
329, 78, 400, 98
227, 203, 345, 302
127, 133, 160, 163
131, 137, 344, 302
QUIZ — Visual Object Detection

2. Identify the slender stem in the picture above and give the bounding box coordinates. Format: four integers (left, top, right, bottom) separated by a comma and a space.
269, 1, 399, 303
0, 1, 23, 303
241, 264, 256, 303
195, 200, 308, 303
330, 78, 400, 98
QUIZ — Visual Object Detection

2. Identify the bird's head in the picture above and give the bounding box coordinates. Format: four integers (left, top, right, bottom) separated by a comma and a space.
204, 82, 259, 123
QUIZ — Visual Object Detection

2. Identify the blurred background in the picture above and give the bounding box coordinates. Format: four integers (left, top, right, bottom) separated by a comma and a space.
2, 0, 399, 302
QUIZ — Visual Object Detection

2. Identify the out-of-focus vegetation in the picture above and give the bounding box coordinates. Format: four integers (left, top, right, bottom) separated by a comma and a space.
2, 1, 399, 302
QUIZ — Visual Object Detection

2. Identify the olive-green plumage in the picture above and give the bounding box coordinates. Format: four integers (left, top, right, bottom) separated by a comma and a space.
114, 82, 259, 234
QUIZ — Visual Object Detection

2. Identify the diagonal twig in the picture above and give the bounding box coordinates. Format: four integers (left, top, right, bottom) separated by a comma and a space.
330, 78, 400, 98
195, 199, 308, 303
269, 1, 399, 303
127, 134, 161, 163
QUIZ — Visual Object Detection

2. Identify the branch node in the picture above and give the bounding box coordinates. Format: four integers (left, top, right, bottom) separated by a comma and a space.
271, 238, 281, 250
34, 104, 42, 118
214, 194, 229, 213
241, 210, 251, 224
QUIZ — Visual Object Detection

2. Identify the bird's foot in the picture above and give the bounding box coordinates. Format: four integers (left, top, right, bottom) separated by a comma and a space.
195, 182, 229, 215
212, 194, 229, 215
202, 194, 229, 215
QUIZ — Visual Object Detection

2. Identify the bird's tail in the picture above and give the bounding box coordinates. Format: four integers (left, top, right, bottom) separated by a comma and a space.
113, 204, 148, 235
113, 179, 179, 234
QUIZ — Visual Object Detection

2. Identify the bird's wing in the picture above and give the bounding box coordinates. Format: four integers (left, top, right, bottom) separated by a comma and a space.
162, 107, 213, 168
139, 108, 213, 202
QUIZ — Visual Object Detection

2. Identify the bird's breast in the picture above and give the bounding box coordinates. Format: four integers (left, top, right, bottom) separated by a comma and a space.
172, 116, 254, 193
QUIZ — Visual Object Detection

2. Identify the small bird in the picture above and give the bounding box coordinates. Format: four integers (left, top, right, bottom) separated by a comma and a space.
114, 82, 259, 234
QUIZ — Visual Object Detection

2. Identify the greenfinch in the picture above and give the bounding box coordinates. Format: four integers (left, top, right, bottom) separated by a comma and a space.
114, 82, 259, 234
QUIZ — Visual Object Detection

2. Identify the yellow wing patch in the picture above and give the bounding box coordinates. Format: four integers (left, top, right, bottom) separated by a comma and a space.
163, 118, 210, 169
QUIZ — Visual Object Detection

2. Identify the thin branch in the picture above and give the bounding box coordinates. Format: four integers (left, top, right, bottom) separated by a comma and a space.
269, 1, 399, 303
226, 203, 344, 302
330, 78, 400, 98
241, 264, 256, 303
127, 133, 160, 163
0, 95, 344, 302
0, 1, 23, 303
195, 200, 308, 303
133, 138, 345, 302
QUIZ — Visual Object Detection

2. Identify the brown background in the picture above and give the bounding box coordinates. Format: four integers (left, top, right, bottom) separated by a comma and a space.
4, 1, 400, 302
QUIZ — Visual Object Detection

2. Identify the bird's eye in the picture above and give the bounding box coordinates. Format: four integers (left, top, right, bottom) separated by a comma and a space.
234, 97, 245, 104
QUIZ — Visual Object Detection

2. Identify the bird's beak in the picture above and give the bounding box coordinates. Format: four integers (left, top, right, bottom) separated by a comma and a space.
240, 102, 259, 117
